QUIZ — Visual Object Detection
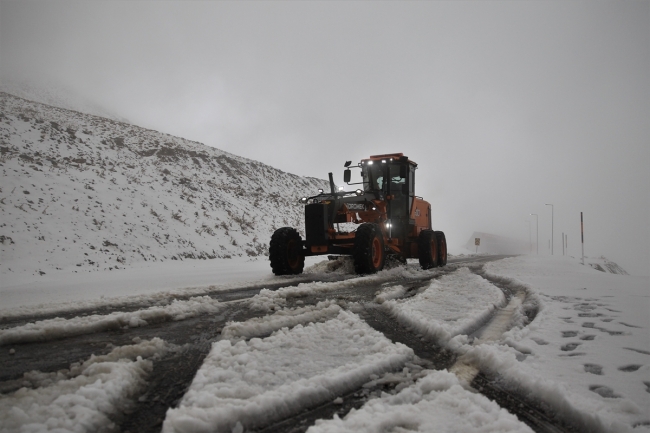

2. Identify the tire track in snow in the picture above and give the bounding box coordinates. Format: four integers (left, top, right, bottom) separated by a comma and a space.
446, 269, 579, 433
0, 256, 511, 432
0, 273, 354, 330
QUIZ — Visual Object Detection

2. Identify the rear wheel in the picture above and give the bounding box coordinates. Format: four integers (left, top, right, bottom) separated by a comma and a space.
269, 227, 305, 275
435, 231, 447, 266
353, 223, 385, 274
418, 229, 438, 270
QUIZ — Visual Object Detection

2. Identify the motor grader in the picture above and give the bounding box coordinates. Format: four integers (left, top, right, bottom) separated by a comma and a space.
269, 153, 447, 275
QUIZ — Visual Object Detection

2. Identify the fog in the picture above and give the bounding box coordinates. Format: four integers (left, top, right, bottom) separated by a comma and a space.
1, 1, 648, 275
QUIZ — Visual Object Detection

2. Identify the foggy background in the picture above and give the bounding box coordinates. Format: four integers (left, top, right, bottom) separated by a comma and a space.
1, 1, 648, 275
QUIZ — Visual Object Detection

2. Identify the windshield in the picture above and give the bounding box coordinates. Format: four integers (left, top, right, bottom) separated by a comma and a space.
363, 163, 406, 191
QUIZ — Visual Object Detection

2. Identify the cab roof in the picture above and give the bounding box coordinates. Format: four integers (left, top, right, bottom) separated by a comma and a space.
361, 153, 417, 167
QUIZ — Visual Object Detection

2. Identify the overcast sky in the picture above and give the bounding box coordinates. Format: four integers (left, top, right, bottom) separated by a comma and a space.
1, 1, 648, 275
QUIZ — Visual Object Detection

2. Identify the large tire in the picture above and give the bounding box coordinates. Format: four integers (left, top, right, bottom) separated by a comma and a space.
435, 231, 447, 266
418, 229, 438, 270
269, 227, 305, 275
353, 223, 386, 274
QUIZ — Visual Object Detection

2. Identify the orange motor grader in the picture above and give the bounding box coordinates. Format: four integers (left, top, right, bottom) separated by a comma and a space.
269, 153, 447, 275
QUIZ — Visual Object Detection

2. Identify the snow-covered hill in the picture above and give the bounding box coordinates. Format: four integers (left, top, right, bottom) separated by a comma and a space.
0, 80, 130, 124
0, 92, 328, 277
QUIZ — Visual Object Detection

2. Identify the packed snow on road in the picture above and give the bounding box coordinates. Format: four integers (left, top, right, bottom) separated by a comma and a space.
0, 254, 648, 433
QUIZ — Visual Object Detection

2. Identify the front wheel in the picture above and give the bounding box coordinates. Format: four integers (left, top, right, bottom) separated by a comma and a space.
418, 229, 438, 270
353, 223, 385, 274
269, 227, 305, 275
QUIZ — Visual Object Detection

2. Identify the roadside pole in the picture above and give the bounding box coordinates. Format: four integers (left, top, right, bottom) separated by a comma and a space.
581, 212, 585, 265
475, 237, 480, 254
546, 203, 554, 255
530, 213, 538, 255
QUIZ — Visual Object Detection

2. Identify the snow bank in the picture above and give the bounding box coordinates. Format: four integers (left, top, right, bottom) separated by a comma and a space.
374, 284, 408, 304
0, 255, 324, 319
249, 264, 439, 312
221, 300, 341, 340
307, 369, 533, 433
462, 255, 650, 432
162, 310, 413, 433
0, 296, 221, 345
303, 256, 355, 274
0, 338, 167, 433
384, 267, 506, 343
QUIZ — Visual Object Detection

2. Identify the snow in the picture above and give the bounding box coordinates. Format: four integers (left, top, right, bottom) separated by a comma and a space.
220, 300, 342, 340
0, 338, 168, 433
0, 256, 321, 320
452, 255, 650, 432
0, 92, 328, 280
248, 263, 439, 313
0, 295, 221, 346
383, 267, 506, 343
2, 93, 647, 431
162, 309, 413, 433
307, 369, 533, 433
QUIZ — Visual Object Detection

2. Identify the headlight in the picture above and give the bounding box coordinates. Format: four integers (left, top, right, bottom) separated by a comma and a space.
318, 188, 323, 193
338, 186, 344, 191
299, 197, 307, 204
355, 189, 363, 196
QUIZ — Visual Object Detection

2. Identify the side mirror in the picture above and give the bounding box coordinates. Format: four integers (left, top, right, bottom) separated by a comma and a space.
343, 169, 351, 183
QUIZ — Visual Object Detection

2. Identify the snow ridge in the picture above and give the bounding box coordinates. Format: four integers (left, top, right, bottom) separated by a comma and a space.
0, 92, 328, 277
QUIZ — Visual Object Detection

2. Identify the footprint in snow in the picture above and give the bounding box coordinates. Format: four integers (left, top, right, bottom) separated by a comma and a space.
618, 365, 642, 372
624, 348, 650, 356
644, 382, 650, 394
562, 331, 578, 338
619, 322, 642, 328
580, 335, 596, 341
531, 337, 548, 345
578, 312, 602, 318
561, 342, 581, 351
584, 364, 603, 375
589, 385, 620, 398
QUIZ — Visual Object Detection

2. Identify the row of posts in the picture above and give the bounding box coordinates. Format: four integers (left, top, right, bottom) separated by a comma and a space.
528, 210, 585, 265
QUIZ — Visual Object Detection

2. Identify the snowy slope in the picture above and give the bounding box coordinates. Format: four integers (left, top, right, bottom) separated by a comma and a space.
0, 92, 328, 278
0, 79, 130, 124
